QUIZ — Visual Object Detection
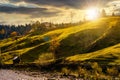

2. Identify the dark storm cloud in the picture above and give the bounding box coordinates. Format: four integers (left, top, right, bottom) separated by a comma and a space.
9, 0, 110, 9
0, 6, 59, 17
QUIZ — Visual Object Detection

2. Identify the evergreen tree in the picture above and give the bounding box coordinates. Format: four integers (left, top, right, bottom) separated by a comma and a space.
101, 9, 106, 17
112, 12, 115, 16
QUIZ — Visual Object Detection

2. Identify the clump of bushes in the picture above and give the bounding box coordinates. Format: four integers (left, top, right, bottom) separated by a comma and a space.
107, 67, 119, 76
61, 67, 71, 76
59, 62, 120, 79
49, 36, 60, 58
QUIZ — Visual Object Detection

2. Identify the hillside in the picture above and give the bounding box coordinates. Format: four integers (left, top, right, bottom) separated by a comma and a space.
66, 43, 120, 65
0, 17, 120, 66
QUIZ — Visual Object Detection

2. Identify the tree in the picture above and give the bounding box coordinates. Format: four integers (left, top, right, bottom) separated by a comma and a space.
0, 24, 32, 39
101, 9, 106, 17
32, 21, 41, 30
112, 12, 115, 16
112, 5, 116, 16
10, 31, 18, 37
0, 29, 5, 34
49, 37, 60, 58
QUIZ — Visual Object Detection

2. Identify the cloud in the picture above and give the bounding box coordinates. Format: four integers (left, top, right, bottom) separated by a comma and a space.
0, 0, 119, 25
0, 0, 113, 17
0, 0, 9, 4
0, 13, 32, 25
106, 0, 120, 15
107, 0, 120, 6
0, 5, 60, 18
0, 1, 40, 8
0, 21, 6, 24
9, 0, 110, 9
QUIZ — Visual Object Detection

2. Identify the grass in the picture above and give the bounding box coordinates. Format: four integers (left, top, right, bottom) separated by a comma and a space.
66, 43, 120, 65
0, 16, 120, 66
0, 17, 120, 79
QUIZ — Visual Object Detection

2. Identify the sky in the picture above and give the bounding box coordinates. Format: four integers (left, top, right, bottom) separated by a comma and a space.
0, 0, 120, 25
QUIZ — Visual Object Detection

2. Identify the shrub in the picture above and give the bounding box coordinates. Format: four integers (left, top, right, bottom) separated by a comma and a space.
107, 67, 119, 76
78, 67, 88, 78
49, 36, 60, 58
90, 62, 103, 78
61, 67, 71, 75
36, 53, 55, 64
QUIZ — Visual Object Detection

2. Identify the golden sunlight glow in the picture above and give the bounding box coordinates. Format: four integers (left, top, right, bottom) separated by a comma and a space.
86, 7, 99, 20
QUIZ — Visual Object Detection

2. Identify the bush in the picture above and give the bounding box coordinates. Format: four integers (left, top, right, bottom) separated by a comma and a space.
49, 37, 60, 58
78, 67, 88, 78
61, 67, 71, 75
107, 67, 119, 76
91, 62, 102, 74
36, 53, 55, 65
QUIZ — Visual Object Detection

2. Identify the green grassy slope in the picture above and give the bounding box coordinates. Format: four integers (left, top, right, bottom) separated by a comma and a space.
86, 21, 120, 52
0, 17, 120, 65
66, 43, 120, 65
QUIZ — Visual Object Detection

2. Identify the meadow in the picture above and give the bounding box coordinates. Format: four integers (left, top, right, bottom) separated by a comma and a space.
0, 17, 120, 79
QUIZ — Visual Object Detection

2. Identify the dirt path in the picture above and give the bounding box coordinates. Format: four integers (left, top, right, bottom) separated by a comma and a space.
0, 69, 72, 80
0, 69, 44, 80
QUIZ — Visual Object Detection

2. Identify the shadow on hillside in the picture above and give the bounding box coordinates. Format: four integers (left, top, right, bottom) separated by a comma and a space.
20, 43, 50, 63
3, 38, 45, 53
87, 22, 120, 53
19, 22, 120, 64
20, 27, 107, 63
55, 27, 107, 58
85, 53, 119, 65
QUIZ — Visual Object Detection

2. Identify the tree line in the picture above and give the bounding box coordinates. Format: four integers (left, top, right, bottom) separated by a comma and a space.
0, 24, 32, 39
0, 21, 83, 39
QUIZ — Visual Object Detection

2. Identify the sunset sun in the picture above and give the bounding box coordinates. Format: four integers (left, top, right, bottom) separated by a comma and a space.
86, 7, 99, 20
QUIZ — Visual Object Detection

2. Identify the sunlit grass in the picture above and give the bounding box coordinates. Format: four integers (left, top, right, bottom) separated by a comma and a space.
66, 43, 120, 65
0, 47, 33, 64
34, 52, 55, 65
0, 17, 120, 65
